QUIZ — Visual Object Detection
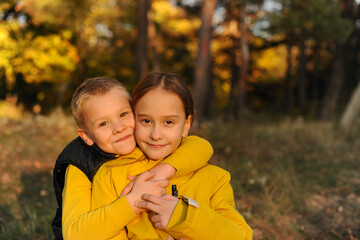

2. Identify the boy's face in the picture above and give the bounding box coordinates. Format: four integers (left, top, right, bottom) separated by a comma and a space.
134, 88, 191, 160
78, 88, 136, 155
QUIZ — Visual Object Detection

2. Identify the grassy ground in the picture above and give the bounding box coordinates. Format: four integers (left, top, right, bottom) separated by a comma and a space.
0, 110, 359, 239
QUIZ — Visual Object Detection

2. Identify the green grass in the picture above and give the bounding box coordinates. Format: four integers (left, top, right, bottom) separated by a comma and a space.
1, 112, 359, 239
0, 109, 77, 240
193, 119, 360, 239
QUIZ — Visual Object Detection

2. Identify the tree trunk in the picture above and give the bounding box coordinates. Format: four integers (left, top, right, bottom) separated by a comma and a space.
320, 45, 345, 120
340, 76, 360, 130
311, 43, 321, 104
147, 5, 160, 71
226, 36, 239, 120
204, 65, 216, 119
192, 0, 217, 124
283, 39, 293, 113
323, 0, 356, 120
0, 68, 7, 99
136, 0, 150, 82
298, 31, 307, 115
342, 3, 360, 104
235, 3, 249, 119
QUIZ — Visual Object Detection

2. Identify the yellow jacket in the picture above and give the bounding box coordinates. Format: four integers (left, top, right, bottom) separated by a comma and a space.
62, 136, 212, 240
91, 142, 253, 239
126, 165, 253, 240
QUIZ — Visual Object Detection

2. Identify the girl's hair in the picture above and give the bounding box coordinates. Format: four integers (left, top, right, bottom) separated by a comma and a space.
132, 72, 194, 123
71, 76, 130, 128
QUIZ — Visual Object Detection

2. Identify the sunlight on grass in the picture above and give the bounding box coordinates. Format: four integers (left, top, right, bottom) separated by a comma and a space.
0, 96, 23, 120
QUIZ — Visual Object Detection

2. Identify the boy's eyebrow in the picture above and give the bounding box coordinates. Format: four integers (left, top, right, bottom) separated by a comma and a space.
91, 106, 132, 124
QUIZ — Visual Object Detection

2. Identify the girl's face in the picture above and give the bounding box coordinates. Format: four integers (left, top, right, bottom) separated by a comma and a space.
134, 87, 192, 160
78, 88, 136, 155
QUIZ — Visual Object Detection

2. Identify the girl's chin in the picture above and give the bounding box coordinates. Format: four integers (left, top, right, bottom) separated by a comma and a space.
145, 152, 170, 160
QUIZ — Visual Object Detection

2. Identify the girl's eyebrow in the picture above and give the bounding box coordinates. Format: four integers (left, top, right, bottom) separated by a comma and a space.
164, 115, 181, 118
136, 113, 148, 117
136, 113, 181, 118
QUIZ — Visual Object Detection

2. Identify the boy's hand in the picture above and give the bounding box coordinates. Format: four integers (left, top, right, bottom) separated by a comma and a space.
135, 194, 179, 230
149, 163, 176, 180
126, 171, 169, 214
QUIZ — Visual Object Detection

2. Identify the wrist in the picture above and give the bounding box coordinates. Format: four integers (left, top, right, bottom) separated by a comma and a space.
151, 163, 177, 180
125, 194, 142, 214
166, 197, 186, 230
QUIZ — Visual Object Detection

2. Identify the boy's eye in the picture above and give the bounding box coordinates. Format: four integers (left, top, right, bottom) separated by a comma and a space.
120, 112, 128, 117
99, 121, 109, 127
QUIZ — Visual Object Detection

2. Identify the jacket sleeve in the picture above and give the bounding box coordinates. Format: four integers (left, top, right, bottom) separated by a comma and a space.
161, 135, 213, 178
62, 165, 136, 240
166, 172, 253, 240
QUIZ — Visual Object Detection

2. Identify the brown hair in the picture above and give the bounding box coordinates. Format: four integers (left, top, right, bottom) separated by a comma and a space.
71, 77, 130, 128
132, 72, 194, 123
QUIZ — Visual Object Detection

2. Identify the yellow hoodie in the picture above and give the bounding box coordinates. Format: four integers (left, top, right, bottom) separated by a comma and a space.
61, 136, 213, 240
91, 138, 253, 240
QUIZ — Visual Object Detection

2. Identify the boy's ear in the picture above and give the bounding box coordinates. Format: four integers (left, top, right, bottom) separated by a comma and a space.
182, 115, 192, 138
77, 129, 94, 146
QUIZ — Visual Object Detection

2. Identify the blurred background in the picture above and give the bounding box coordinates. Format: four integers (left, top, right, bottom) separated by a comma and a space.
0, 0, 360, 239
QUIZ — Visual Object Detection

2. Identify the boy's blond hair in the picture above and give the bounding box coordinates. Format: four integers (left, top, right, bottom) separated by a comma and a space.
71, 77, 131, 128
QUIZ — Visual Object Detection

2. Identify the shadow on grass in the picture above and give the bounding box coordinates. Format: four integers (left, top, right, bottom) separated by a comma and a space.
0, 170, 56, 240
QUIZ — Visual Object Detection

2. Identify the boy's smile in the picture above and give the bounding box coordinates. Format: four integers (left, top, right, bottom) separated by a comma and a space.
78, 87, 136, 155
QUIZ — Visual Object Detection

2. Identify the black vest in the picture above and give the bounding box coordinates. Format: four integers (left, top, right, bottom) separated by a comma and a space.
52, 137, 117, 240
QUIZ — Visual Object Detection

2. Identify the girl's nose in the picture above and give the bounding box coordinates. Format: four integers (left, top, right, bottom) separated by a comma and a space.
149, 125, 163, 140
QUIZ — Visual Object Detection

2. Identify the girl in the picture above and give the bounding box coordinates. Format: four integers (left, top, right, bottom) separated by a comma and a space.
56, 77, 212, 239
91, 72, 253, 240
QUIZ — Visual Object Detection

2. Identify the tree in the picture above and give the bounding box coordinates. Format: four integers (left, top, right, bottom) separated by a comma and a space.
320, 0, 355, 120
148, 6, 160, 71
340, 75, 360, 130
226, 0, 250, 119
267, 0, 352, 117
0, 7, 78, 86
283, 35, 294, 113
192, 0, 218, 124
320, 45, 345, 119
136, 0, 150, 82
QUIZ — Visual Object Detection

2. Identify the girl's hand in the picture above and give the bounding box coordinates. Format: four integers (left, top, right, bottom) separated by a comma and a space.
121, 162, 176, 198
126, 172, 169, 214
119, 175, 136, 197
135, 194, 179, 230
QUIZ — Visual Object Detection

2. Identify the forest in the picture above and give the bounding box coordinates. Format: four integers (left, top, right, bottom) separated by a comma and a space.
1, 0, 360, 239
0, 0, 359, 125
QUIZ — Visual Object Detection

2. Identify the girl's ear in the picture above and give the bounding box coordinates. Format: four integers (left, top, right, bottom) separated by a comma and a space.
182, 115, 193, 138
77, 129, 94, 146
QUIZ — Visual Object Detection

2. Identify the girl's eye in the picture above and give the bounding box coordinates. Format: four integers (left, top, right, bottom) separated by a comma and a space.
165, 120, 174, 125
120, 112, 128, 117
141, 119, 151, 124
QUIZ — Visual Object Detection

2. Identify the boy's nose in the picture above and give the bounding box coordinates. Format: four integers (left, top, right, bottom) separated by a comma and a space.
113, 121, 126, 134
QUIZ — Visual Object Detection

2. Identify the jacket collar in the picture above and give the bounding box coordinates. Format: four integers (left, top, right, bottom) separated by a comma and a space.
88, 142, 118, 160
